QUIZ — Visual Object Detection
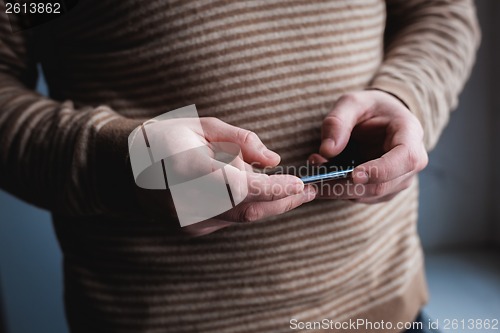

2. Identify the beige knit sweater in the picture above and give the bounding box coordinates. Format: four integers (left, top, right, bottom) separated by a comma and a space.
0, 1, 479, 332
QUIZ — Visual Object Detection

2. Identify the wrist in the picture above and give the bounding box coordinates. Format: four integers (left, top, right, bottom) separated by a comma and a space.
365, 88, 411, 112
94, 115, 145, 217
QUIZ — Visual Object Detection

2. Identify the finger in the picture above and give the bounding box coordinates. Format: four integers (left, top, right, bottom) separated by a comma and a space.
320, 94, 372, 158
350, 176, 415, 204
201, 118, 280, 167
352, 144, 427, 184
212, 143, 247, 171
243, 161, 255, 172
219, 186, 317, 223
244, 172, 305, 202
182, 219, 233, 237
352, 114, 427, 185
307, 153, 328, 165
314, 178, 358, 199
355, 174, 414, 198
315, 174, 414, 200
208, 164, 304, 206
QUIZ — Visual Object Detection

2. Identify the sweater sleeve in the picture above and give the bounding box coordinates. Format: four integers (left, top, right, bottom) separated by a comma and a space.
0, 9, 142, 217
368, 0, 481, 150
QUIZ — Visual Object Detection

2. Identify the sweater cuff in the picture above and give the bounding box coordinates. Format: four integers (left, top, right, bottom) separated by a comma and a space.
366, 78, 436, 150
93, 112, 145, 218
366, 78, 422, 120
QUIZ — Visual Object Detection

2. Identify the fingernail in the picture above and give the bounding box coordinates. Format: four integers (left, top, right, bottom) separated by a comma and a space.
304, 186, 317, 201
293, 180, 305, 193
324, 138, 335, 149
264, 149, 280, 160
320, 139, 335, 157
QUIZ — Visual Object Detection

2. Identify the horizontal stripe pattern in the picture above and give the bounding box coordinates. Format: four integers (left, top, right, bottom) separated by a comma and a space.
58, 187, 422, 333
0, 0, 479, 332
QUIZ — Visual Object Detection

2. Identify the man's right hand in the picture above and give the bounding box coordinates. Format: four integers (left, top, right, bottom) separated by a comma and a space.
135, 117, 316, 237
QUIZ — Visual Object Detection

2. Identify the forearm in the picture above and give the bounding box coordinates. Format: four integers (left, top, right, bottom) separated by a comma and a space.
369, 0, 481, 150
94, 115, 144, 217
0, 78, 142, 216
0, 6, 146, 217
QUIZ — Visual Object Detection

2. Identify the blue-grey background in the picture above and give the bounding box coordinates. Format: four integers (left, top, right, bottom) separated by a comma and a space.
1, 1, 499, 332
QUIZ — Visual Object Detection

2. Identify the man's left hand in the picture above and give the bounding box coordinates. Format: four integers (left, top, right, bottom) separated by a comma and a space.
309, 90, 428, 204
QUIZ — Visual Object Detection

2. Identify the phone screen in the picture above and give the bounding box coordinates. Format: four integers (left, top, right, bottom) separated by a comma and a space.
299, 166, 355, 184
299, 140, 362, 184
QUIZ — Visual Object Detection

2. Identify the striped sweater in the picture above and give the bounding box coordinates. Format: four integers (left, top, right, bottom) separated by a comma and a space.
0, 1, 479, 332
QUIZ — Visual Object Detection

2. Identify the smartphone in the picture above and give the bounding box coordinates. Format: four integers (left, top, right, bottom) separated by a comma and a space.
299, 140, 362, 184
300, 166, 355, 184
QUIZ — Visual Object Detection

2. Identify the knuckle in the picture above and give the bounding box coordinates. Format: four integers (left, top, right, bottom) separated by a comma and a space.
381, 166, 391, 183
203, 117, 220, 126
282, 197, 296, 214
239, 129, 259, 146
410, 118, 425, 138
419, 150, 429, 170
372, 183, 387, 197
375, 157, 390, 182
416, 125, 425, 138
406, 148, 419, 170
322, 115, 344, 133
268, 189, 277, 201
407, 147, 428, 171
339, 92, 361, 105
402, 178, 414, 190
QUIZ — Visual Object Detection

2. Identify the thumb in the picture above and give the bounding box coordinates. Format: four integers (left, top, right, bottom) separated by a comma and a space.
320, 94, 366, 158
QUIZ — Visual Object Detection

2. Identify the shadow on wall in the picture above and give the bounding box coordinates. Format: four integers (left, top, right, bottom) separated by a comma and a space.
0, 191, 66, 333
0, 73, 68, 333
1, 285, 5, 333
417, 0, 498, 250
